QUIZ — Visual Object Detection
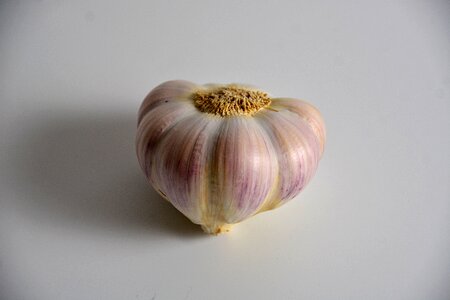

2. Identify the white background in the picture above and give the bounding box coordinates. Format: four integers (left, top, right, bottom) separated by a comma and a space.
1, 1, 449, 299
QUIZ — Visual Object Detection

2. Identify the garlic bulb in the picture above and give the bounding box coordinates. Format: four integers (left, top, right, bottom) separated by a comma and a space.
136, 80, 326, 234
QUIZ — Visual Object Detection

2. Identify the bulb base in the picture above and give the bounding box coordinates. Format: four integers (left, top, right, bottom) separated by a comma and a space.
201, 223, 233, 235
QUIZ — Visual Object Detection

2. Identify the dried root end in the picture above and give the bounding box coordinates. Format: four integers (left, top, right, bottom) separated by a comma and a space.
192, 85, 271, 117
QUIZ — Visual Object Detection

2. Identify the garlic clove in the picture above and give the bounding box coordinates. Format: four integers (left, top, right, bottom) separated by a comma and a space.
137, 80, 198, 124
151, 112, 221, 225
136, 80, 199, 183
270, 98, 326, 156
255, 109, 321, 205
202, 117, 279, 233
136, 101, 197, 181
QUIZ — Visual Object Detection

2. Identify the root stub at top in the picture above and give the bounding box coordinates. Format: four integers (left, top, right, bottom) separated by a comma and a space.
192, 85, 271, 117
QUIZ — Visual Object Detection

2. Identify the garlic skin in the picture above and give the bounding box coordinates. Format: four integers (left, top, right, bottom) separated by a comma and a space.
136, 80, 326, 234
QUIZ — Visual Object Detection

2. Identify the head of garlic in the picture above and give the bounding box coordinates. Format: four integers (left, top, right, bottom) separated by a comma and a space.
136, 80, 326, 234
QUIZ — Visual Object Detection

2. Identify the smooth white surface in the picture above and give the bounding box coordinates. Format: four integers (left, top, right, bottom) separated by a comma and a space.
1, 1, 449, 299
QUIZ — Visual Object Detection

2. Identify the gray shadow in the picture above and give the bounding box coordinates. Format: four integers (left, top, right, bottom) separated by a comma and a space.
8, 110, 204, 239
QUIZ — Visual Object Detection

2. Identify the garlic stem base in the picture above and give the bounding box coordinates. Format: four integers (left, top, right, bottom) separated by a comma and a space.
201, 223, 233, 235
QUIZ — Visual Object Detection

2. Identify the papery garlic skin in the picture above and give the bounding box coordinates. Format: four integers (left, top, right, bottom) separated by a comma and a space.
136, 80, 326, 234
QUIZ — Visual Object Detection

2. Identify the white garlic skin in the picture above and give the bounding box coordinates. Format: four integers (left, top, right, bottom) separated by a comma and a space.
136, 80, 326, 234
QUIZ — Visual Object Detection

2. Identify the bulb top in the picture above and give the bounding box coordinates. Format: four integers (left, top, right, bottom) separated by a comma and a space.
192, 85, 271, 117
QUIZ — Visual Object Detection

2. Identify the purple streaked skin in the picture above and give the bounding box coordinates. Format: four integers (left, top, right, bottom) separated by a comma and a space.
150, 113, 221, 224
137, 80, 197, 124
136, 80, 326, 233
270, 98, 326, 156
255, 108, 321, 203
206, 117, 278, 225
